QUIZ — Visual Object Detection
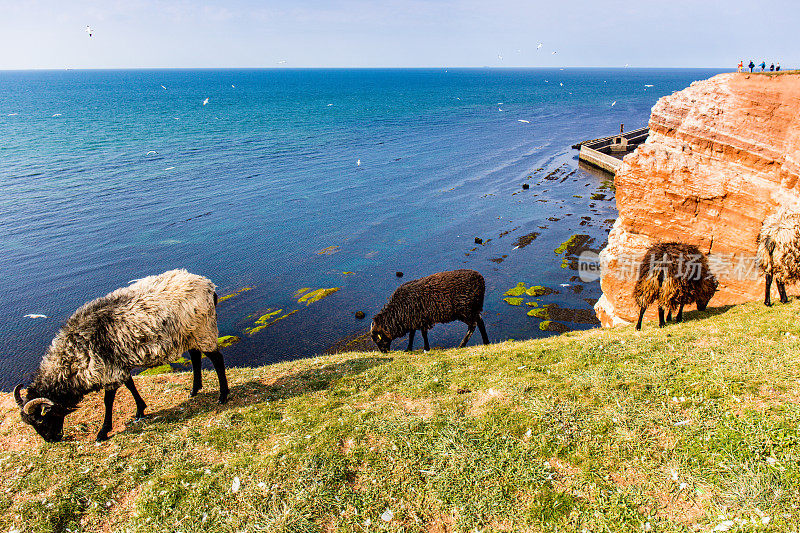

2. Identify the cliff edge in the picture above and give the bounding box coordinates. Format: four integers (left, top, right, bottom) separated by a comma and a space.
596, 72, 800, 326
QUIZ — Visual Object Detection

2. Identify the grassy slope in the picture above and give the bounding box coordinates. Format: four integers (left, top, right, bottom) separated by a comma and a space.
1, 301, 800, 532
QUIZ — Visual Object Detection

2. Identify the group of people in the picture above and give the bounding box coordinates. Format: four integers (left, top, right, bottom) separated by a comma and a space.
738, 60, 781, 72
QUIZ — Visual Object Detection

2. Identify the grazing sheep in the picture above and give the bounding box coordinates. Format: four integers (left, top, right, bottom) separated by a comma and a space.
14, 269, 229, 442
756, 209, 800, 306
370, 269, 489, 353
633, 242, 717, 330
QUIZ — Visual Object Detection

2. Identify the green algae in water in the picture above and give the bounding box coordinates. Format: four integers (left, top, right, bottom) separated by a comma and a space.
525, 285, 553, 297
561, 258, 569, 268
218, 335, 240, 348
539, 320, 571, 333
527, 308, 549, 319
526, 301, 539, 308
316, 245, 340, 255
297, 287, 341, 306
218, 287, 252, 303
554, 235, 580, 254
503, 297, 524, 306
504, 282, 528, 297
294, 288, 312, 299
245, 308, 299, 335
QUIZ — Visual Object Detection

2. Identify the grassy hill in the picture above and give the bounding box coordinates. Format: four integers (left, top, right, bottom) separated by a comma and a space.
1, 300, 800, 532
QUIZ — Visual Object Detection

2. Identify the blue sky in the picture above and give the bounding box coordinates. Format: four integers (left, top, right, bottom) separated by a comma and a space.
1, 0, 796, 69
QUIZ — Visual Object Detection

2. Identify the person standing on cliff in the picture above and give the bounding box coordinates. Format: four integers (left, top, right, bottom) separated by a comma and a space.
759, 61, 766, 71
738, 60, 743, 72
749, 60, 755, 72
770, 63, 775, 71
777, 62, 781, 71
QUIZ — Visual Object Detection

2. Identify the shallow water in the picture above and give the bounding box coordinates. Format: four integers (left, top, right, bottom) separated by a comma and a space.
0, 68, 726, 388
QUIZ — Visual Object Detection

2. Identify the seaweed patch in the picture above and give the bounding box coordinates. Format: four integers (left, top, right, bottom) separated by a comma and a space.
316, 245, 340, 255
218, 287, 252, 303
512, 232, 540, 249
297, 287, 341, 306
245, 309, 299, 335
503, 297, 524, 306
504, 282, 528, 297
217, 335, 240, 348
539, 320, 570, 333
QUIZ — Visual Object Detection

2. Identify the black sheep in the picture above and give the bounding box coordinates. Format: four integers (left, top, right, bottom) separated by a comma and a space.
633, 242, 717, 330
370, 269, 489, 352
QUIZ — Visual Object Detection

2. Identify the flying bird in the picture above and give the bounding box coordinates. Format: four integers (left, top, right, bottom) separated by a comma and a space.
518, 119, 530, 123
160, 85, 167, 90
202, 98, 209, 106
611, 101, 616, 107
537, 43, 542, 50
552, 51, 557, 55
85, 26, 94, 37
24, 314, 48, 319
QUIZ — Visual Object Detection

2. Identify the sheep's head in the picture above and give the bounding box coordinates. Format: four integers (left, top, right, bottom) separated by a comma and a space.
697, 274, 719, 311
14, 385, 66, 443
370, 321, 392, 353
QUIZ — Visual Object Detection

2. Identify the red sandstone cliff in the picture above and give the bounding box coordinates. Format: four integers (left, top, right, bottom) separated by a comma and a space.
596, 72, 800, 326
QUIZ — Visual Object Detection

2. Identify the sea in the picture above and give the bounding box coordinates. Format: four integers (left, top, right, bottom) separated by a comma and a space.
0, 67, 727, 389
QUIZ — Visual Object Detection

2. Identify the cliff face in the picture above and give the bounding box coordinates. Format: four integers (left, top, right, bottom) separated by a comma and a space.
597, 73, 800, 326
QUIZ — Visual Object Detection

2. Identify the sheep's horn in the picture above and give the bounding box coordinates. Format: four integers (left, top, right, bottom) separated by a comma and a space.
13, 384, 24, 407
22, 397, 54, 416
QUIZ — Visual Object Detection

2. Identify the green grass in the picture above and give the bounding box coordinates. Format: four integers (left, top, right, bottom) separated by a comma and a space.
3, 300, 800, 531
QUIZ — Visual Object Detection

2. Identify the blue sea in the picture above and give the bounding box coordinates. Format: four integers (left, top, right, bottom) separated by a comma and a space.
0, 68, 726, 389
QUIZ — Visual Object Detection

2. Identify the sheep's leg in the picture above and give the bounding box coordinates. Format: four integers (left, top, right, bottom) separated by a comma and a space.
675, 303, 685, 323
477, 317, 489, 345
189, 349, 203, 397
97, 387, 118, 441
658, 307, 665, 328
458, 324, 476, 348
421, 329, 430, 352
765, 274, 773, 306
205, 350, 229, 404
635, 307, 646, 331
124, 377, 147, 419
778, 280, 789, 303
406, 330, 415, 352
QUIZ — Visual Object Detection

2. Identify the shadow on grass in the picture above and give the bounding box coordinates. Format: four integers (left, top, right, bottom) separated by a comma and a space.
135, 356, 393, 429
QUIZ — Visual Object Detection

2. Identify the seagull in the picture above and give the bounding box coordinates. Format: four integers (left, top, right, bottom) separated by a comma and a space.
518, 119, 530, 123
24, 314, 47, 319
498, 53, 503, 61
611, 101, 616, 107
146, 150, 157, 155
644, 84, 653, 87
231, 85, 235, 88
552, 51, 557, 55
85, 26, 93, 37
202, 97, 209, 106
537, 43, 543, 50
357, 159, 361, 166
277, 60, 287, 65
160, 85, 167, 90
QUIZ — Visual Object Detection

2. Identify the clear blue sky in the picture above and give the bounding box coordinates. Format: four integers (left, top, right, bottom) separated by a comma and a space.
1, 0, 796, 70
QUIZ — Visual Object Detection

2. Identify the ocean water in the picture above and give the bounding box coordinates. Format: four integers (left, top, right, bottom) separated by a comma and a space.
0, 68, 726, 389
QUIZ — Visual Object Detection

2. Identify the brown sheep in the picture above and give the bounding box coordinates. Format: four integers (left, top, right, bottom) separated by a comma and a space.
633, 242, 717, 330
370, 269, 489, 353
